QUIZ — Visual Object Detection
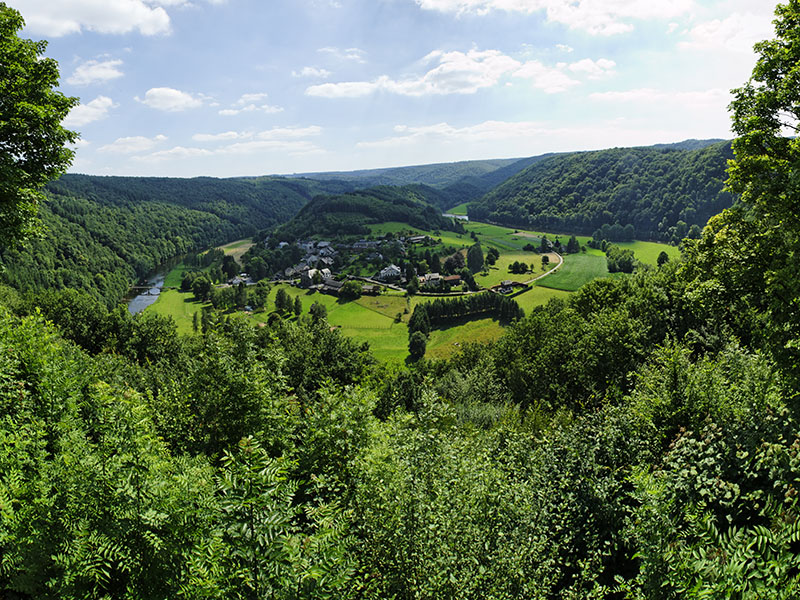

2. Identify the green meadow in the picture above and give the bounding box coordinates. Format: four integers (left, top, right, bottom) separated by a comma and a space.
146, 222, 680, 362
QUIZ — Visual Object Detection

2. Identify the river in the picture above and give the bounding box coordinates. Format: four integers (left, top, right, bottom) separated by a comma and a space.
126, 271, 167, 315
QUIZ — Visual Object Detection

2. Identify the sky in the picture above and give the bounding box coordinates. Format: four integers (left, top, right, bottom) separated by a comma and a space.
11, 0, 779, 177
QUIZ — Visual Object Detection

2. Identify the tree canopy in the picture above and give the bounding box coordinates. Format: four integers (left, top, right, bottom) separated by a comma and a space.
0, 3, 78, 246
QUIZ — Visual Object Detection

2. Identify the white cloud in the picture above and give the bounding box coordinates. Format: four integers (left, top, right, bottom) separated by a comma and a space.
556, 44, 574, 53
15, 0, 171, 36
568, 58, 616, 79
513, 60, 579, 93
135, 127, 323, 162
308, 49, 523, 97
136, 87, 204, 111
357, 120, 549, 149
292, 66, 332, 78
67, 58, 124, 86
679, 12, 774, 53
99, 134, 167, 154
414, 0, 694, 36
219, 93, 284, 116
317, 46, 367, 63
134, 146, 214, 162
590, 87, 729, 108
63, 96, 117, 127
257, 126, 323, 139
192, 131, 252, 142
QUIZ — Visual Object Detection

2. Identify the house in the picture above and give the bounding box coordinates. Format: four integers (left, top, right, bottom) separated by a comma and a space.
379, 264, 402, 281
362, 284, 380, 295
407, 235, 428, 244
319, 256, 334, 267
321, 278, 344, 295
300, 269, 320, 288
443, 274, 461, 286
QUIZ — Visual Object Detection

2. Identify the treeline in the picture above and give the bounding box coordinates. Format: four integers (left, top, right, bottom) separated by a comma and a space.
274, 185, 461, 240
471, 141, 734, 242
0, 175, 343, 305
414, 292, 524, 326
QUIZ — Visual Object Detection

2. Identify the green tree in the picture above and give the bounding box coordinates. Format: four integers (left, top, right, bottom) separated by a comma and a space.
339, 280, 362, 300
467, 242, 484, 273
293, 295, 302, 316
657, 250, 669, 266
0, 3, 78, 246
408, 330, 427, 361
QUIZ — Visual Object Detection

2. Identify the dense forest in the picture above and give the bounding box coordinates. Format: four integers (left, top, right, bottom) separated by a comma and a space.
0, 175, 353, 305
273, 185, 461, 240
471, 140, 734, 243
3, 1, 800, 597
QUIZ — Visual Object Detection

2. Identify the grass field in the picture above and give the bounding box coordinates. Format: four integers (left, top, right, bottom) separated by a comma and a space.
537, 253, 609, 292
425, 316, 505, 360
513, 285, 572, 313
147, 289, 206, 335
445, 202, 470, 215
220, 238, 255, 264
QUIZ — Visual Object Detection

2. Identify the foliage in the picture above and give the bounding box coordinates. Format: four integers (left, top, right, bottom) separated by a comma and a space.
471, 141, 734, 242
0, 3, 77, 246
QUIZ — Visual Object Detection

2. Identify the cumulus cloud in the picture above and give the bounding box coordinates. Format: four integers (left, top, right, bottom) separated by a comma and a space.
513, 60, 579, 93
98, 134, 167, 154
292, 66, 332, 78
307, 49, 522, 97
678, 12, 774, 53
307, 49, 610, 98
136, 87, 205, 111
568, 58, 616, 79
192, 131, 252, 142
136, 126, 324, 162
356, 120, 549, 149
414, 0, 694, 35
63, 96, 117, 127
14, 0, 171, 36
589, 87, 729, 107
219, 93, 283, 116
67, 58, 124, 86
317, 46, 367, 63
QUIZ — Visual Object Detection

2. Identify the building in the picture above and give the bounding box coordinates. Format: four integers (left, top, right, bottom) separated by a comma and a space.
379, 264, 402, 281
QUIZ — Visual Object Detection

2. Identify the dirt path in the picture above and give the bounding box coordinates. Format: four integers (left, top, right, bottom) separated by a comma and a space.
523, 252, 563, 285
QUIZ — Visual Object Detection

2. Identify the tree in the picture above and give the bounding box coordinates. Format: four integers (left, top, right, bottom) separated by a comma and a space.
0, 4, 78, 246
542, 255, 550, 268
339, 280, 362, 300
310, 301, 327, 322
408, 331, 427, 361
192, 276, 212, 301
467, 243, 484, 273
275, 288, 290, 313
293, 296, 302, 316
657, 251, 669, 267
566, 235, 580, 254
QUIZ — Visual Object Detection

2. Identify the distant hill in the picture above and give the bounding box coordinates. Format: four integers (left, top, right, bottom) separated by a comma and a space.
0, 174, 350, 304
470, 141, 735, 243
292, 158, 523, 189
274, 185, 458, 240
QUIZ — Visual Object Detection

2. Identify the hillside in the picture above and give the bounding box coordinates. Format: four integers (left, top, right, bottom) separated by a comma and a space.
292, 157, 523, 189
470, 140, 734, 242
0, 175, 351, 305
274, 185, 460, 240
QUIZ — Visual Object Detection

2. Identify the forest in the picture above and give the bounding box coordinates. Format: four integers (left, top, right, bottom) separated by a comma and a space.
2, 0, 800, 598
471, 140, 734, 243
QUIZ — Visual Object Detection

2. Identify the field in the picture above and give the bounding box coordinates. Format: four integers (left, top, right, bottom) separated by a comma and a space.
146, 223, 679, 363
537, 253, 609, 292
147, 289, 206, 335
220, 238, 255, 263
445, 202, 470, 215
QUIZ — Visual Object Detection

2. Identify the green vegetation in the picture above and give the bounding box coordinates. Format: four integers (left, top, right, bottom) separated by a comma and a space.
6, 7, 800, 597
275, 185, 460, 240
472, 140, 734, 243
537, 252, 607, 291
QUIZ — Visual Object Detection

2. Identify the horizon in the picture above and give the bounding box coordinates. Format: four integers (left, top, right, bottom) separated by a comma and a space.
11, 0, 775, 178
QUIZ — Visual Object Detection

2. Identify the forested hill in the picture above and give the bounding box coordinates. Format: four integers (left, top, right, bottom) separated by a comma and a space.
470, 140, 734, 243
0, 175, 352, 305
274, 185, 458, 240
292, 157, 523, 189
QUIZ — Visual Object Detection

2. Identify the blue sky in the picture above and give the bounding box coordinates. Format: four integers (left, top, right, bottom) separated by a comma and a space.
12, 0, 777, 177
